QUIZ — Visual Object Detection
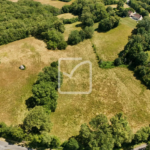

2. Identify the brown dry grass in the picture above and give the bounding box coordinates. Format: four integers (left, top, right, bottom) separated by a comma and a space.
57, 13, 77, 19
34, 0, 75, 9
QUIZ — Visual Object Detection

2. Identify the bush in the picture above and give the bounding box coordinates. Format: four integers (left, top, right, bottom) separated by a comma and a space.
63, 17, 79, 24
68, 30, 81, 45
47, 41, 57, 50
57, 41, 67, 50
23, 106, 51, 134
99, 61, 115, 69
62, 5, 71, 13
114, 58, 122, 66
98, 16, 120, 31
83, 26, 94, 39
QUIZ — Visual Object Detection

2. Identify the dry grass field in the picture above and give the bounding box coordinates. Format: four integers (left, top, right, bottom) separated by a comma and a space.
0, 11, 150, 144
57, 13, 78, 19
34, 0, 75, 8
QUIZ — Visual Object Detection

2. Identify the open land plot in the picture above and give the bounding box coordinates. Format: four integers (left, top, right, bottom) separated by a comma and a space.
0, 15, 150, 143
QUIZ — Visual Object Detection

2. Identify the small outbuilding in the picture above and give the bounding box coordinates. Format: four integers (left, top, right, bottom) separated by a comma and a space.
19, 65, 25, 70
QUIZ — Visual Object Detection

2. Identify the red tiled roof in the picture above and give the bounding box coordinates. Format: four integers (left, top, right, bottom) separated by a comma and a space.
133, 14, 142, 19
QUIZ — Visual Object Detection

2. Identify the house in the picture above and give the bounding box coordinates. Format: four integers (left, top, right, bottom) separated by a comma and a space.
128, 11, 134, 17
132, 14, 143, 20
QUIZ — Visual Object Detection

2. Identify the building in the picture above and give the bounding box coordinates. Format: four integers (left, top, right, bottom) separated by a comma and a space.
132, 14, 143, 20
128, 11, 134, 17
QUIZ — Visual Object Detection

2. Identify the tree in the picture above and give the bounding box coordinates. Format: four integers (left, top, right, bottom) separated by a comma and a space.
146, 144, 150, 150
106, 6, 113, 12
117, 0, 124, 10
62, 5, 70, 13
77, 114, 115, 150
83, 26, 94, 39
36, 65, 62, 89
54, 20, 65, 33
29, 132, 60, 149
23, 106, 51, 134
47, 40, 57, 50
110, 113, 133, 148
32, 81, 58, 112
133, 126, 150, 144
63, 138, 79, 150
57, 41, 67, 50
68, 30, 81, 45
114, 58, 122, 66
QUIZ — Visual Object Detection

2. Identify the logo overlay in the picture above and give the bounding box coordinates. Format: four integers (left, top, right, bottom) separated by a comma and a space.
58, 58, 92, 94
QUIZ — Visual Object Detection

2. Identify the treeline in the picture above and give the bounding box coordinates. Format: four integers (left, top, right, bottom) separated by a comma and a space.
103, 0, 118, 5
68, 26, 94, 45
133, 0, 150, 12
0, 0, 67, 50
129, 0, 149, 16
114, 17, 150, 88
62, 0, 108, 25
0, 61, 62, 149
62, 0, 120, 31
61, 112, 150, 150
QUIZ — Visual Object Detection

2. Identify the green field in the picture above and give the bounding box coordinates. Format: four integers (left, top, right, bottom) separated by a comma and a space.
0, 12, 150, 143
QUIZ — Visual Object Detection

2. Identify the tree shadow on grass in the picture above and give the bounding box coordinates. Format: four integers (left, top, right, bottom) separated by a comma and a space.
25, 96, 36, 110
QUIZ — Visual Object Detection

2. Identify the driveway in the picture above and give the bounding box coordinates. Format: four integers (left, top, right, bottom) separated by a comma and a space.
0, 140, 34, 150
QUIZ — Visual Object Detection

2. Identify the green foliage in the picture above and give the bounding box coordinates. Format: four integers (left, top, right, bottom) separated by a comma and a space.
62, 5, 71, 13
0, 0, 63, 47
42, 29, 66, 50
83, 26, 94, 39
54, 20, 65, 33
32, 81, 58, 112
146, 144, 150, 150
110, 113, 133, 147
76, 114, 115, 150
114, 58, 122, 66
98, 16, 120, 31
129, 0, 149, 16
63, 17, 79, 24
23, 106, 51, 134
47, 41, 57, 50
57, 41, 68, 50
99, 60, 115, 69
117, 0, 124, 10
69, 0, 108, 22
68, 30, 81, 45
62, 138, 79, 150
28, 132, 60, 149
36, 64, 63, 89
104, 0, 118, 5
0, 122, 25, 142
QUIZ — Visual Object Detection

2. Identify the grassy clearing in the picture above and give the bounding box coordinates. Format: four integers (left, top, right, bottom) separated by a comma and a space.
34, 0, 75, 8
91, 18, 136, 61
57, 13, 78, 19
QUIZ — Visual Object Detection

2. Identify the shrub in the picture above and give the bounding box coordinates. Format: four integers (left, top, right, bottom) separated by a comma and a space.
57, 41, 67, 50
99, 61, 115, 69
114, 58, 122, 66
83, 26, 94, 39
23, 106, 51, 134
47, 41, 57, 50
63, 17, 79, 24
68, 30, 81, 45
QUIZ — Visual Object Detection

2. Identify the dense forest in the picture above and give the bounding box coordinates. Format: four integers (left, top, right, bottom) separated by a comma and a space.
0, 0, 67, 50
